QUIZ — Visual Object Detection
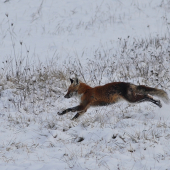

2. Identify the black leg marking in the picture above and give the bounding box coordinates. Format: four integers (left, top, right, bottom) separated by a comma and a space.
58, 103, 90, 120
71, 109, 87, 120
58, 104, 87, 116
144, 95, 162, 108
71, 113, 80, 120
57, 108, 73, 115
150, 99, 162, 108
135, 95, 162, 108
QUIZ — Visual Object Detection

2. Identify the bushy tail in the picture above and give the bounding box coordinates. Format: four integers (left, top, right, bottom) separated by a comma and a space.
137, 85, 169, 104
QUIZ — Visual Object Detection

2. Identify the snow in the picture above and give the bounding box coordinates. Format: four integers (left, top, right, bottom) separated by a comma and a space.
1, 0, 170, 65
0, 0, 170, 169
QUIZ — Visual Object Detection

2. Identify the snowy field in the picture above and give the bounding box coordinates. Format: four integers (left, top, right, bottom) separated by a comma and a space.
0, 0, 170, 169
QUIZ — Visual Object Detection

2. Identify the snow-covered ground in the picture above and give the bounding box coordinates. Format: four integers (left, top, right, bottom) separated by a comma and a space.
1, 0, 170, 65
0, 0, 170, 169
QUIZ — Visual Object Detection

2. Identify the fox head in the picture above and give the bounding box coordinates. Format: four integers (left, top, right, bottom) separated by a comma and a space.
64, 78, 80, 98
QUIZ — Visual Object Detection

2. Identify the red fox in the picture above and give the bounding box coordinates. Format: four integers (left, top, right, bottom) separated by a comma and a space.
58, 78, 169, 120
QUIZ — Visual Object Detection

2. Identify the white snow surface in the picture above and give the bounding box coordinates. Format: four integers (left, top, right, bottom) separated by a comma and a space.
0, 0, 170, 65
0, 0, 170, 170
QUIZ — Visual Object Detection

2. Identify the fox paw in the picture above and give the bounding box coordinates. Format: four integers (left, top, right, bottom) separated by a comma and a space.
156, 100, 162, 108
57, 111, 64, 115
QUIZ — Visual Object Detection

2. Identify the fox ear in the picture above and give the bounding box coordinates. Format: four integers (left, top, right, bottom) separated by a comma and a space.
75, 78, 79, 85
70, 78, 74, 84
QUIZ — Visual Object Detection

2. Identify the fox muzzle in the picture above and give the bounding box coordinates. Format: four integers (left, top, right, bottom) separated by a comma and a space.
64, 93, 70, 98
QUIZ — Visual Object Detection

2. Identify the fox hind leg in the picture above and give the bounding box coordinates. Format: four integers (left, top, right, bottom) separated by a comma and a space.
137, 94, 162, 108
125, 93, 162, 108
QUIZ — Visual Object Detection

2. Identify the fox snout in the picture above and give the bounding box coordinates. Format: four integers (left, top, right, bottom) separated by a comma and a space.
64, 93, 71, 99
64, 93, 71, 98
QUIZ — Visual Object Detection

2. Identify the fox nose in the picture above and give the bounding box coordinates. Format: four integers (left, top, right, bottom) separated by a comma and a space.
64, 94, 70, 98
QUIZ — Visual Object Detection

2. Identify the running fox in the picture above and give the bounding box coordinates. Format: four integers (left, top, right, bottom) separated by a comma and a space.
58, 78, 169, 120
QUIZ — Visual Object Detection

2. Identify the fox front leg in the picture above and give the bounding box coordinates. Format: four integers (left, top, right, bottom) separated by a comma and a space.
57, 107, 74, 115
71, 104, 90, 120
57, 104, 86, 116
71, 109, 87, 120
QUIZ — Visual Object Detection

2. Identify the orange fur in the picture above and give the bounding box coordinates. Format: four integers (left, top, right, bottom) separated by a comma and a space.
58, 78, 168, 120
